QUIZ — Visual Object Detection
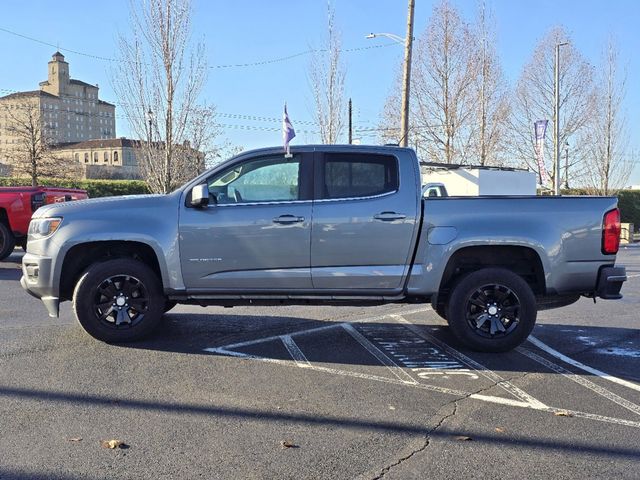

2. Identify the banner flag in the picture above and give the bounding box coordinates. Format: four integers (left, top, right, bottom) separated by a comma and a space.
534, 120, 549, 185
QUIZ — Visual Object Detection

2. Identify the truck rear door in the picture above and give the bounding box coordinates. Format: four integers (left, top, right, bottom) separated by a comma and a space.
310, 151, 420, 291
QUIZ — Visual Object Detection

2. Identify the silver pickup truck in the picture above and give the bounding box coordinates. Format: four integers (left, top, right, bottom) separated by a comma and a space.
21, 145, 626, 352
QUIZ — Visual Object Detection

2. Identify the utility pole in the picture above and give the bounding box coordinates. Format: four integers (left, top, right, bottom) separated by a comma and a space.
348, 98, 353, 145
400, 0, 415, 147
554, 42, 568, 195
564, 140, 569, 189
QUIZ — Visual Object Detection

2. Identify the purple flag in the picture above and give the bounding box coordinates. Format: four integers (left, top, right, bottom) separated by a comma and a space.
283, 103, 296, 156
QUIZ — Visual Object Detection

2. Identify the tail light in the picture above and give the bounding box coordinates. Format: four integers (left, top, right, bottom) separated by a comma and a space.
31, 192, 47, 212
602, 208, 621, 255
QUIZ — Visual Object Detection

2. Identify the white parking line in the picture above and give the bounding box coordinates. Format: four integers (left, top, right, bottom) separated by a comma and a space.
207, 346, 471, 396
394, 315, 548, 410
518, 347, 640, 417
341, 323, 419, 385
528, 335, 640, 393
281, 335, 312, 368
203, 306, 640, 430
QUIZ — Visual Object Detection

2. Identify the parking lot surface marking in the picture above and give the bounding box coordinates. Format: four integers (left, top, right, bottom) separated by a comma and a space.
393, 315, 548, 409
517, 346, 640, 416
341, 323, 418, 385
204, 307, 640, 430
281, 335, 312, 368
528, 335, 640, 393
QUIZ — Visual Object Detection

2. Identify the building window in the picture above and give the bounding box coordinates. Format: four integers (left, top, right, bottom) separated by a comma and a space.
113, 151, 119, 163
74, 153, 79, 162
84, 153, 89, 163
104, 152, 109, 163
93, 152, 98, 163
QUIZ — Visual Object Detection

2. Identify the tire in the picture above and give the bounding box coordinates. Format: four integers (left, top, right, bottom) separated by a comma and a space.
164, 300, 178, 313
0, 222, 16, 261
447, 268, 537, 352
72, 258, 164, 342
434, 301, 448, 321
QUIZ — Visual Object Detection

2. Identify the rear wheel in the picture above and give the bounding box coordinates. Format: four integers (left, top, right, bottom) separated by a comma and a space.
0, 222, 16, 261
447, 268, 537, 352
72, 258, 164, 342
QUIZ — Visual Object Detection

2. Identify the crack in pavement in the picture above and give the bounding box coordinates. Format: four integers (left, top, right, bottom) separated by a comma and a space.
372, 371, 533, 479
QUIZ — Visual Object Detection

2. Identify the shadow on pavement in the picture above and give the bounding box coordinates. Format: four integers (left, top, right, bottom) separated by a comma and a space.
117, 311, 640, 383
0, 384, 638, 463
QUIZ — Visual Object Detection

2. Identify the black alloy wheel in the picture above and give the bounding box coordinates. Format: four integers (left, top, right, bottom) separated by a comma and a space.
464, 283, 521, 338
73, 258, 164, 342
447, 268, 537, 352
94, 274, 150, 329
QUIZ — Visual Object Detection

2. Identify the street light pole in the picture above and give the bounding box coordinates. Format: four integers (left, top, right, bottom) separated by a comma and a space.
147, 108, 154, 146
564, 140, 569, 189
400, 0, 415, 148
366, 0, 414, 148
554, 42, 568, 195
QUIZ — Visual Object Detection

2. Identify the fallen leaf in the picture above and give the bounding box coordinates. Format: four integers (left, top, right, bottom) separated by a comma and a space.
101, 439, 127, 449
554, 411, 574, 418
68, 437, 83, 442
453, 435, 472, 441
494, 427, 505, 433
280, 441, 299, 449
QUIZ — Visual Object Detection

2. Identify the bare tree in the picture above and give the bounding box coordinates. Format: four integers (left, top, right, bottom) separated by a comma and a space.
113, 0, 212, 193
177, 104, 221, 180
2, 99, 74, 185
412, 0, 476, 163
309, 1, 346, 144
584, 39, 635, 194
508, 27, 595, 186
468, 2, 510, 166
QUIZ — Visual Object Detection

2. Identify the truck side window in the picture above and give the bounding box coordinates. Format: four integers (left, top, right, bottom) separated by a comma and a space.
321, 153, 398, 200
208, 155, 301, 204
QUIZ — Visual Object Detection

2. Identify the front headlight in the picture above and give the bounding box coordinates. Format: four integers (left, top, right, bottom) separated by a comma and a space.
28, 217, 63, 240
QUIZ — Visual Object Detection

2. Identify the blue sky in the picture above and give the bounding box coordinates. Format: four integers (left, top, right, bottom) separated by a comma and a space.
1, 0, 638, 184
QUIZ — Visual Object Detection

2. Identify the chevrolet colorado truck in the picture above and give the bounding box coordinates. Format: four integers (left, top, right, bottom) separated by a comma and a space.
0, 186, 88, 260
21, 145, 626, 352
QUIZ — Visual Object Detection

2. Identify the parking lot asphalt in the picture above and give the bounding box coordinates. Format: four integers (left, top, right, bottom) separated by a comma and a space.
0, 247, 639, 479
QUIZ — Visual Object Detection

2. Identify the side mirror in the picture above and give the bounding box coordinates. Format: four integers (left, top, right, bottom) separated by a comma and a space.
190, 183, 210, 208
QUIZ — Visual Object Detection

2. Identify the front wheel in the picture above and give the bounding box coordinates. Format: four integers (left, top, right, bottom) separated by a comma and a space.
0, 223, 16, 261
72, 259, 164, 342
447, 268, 537, 352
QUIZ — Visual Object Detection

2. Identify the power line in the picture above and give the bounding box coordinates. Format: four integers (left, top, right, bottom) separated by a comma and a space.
0, 25, 398, 70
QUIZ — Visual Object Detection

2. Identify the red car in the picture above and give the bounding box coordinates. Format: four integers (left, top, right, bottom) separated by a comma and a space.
0, 186, 88, 260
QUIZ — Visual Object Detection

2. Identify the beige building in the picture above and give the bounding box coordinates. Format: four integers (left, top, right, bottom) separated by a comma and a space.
0, 51, 203, 182
52, 138, 205, 181
0, 52, 116, 164
52, 138, 142, 180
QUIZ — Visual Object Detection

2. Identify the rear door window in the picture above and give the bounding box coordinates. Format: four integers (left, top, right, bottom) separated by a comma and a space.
318, 153, 399, 200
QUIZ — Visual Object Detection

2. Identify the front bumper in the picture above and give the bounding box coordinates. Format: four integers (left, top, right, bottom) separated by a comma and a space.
20, 252, 60, 317
596, 266, 626, 300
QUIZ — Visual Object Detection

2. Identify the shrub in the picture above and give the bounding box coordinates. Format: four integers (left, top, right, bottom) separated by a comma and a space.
0, 178, 150, 198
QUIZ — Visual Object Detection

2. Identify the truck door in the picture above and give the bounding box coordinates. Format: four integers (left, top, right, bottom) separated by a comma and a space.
179, 153, 313, 290
311, 151, 419, 291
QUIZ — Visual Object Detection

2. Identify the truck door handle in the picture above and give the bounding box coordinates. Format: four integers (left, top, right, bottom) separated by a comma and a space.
374, 212, 406, 221
273, 215, 305, 224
